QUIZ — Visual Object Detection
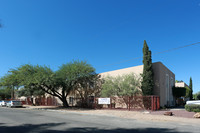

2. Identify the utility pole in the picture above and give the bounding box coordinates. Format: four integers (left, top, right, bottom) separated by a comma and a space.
11, 85, 15, 100
8, 71, 15, 100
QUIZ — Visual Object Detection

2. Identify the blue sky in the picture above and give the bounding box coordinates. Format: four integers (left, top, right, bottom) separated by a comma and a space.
0, 0, 200, 93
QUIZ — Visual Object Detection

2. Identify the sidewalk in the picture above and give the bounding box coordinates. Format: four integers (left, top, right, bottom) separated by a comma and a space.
23, 105, 59, 110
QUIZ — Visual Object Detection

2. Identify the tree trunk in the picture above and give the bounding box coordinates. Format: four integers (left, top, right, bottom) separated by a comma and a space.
61, 97, 69, 107
31, 97, 35, 106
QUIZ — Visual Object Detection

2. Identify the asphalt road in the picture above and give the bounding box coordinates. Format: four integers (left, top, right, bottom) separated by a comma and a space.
0, 107, 199, 133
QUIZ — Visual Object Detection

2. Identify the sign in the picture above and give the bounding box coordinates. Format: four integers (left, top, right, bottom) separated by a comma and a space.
98, 98, 110, 104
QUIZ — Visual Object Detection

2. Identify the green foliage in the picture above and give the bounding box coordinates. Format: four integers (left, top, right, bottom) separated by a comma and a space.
172, 86, 186, 98
185, 104, 200, 112
193, 92, 200, 100
0, 70, 22, 99
15, 64, 54, 97
189, 77, 193, 100
0, 60, 100, 107
101, 73, 141, 108
101, 73, 141, 97
185, 87, 191, 98
55, 61, 96, 89
0, 69, 21, 88
0, 87, 11, 100
56, 61, 101, 107
141, 40, 154, 95
17, 87, 45, 97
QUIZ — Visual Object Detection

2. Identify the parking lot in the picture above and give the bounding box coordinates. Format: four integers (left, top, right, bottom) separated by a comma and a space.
0, 100, 23, 108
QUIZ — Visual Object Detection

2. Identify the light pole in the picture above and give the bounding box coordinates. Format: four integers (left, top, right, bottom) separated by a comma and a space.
11, 85, 14, 100
8, 71, 15, 100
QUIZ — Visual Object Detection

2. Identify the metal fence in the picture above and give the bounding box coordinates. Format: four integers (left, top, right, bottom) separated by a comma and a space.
94, 96, 160, 111
22, 97, 59, 106
20, 95, 160, 111
67, 97, 95, 108
22, 96, 94, 107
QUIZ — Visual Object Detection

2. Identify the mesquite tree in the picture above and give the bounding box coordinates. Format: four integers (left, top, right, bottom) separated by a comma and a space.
0, 61, 100, 107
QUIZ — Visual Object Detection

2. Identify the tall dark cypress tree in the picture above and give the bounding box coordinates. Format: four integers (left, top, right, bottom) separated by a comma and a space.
141, 40, 154, 95
189, 77, 193, 100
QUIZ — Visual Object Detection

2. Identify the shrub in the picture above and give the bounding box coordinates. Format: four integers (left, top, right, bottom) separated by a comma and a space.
185, 104, 200, 112
193, 91, 200, 100
172, 86, 186, 98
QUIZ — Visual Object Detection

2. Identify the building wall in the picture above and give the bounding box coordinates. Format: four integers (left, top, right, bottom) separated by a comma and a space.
100, 62, 175, 107
152, 62, 175, 107
101, 64, 143, 78
45, 62, 175, 107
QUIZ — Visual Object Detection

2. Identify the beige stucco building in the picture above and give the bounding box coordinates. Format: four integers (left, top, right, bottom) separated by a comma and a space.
100, 62, 175, 107
175, 81, 189, 88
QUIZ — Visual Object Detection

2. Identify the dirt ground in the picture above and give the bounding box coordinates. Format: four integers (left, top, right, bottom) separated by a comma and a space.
24, 105, 200, 124
65, 109, 199, 124
150, 109, 196, 118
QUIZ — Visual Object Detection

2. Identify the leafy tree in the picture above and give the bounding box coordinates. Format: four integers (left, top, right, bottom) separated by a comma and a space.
3, 61, 100, 107
193, 91, 200, 100
55, 61, 101, 107
189, 77, 193, 100
0, 64, 54, 101
197, 93, 200, 100
74, 74, 102, 107
0, 86, 11, 100
172, 86, 186, 98
101, 73, 141, 108
17, 87, 45, 97
141, 40, 154, 95
0, 70, 22, 99
17, 64, 71, 107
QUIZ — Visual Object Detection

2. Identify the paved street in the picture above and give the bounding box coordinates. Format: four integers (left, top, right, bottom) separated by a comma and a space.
0, 107, 199, 133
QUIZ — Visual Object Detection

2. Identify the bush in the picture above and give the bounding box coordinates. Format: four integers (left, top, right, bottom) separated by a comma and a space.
172, 86, 186, 98
193, 91, 200, 100
185, 104, 200, 112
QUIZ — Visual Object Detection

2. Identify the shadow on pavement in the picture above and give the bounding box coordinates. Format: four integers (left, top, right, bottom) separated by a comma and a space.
0, 123, 65, 133
29, 106, 96, 111
0, 123, 186, 133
